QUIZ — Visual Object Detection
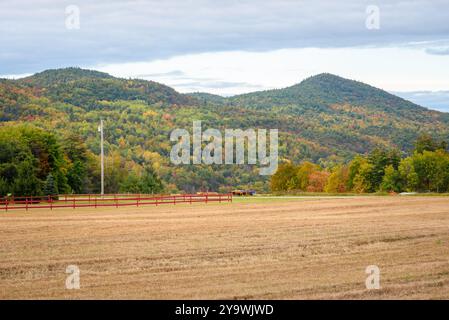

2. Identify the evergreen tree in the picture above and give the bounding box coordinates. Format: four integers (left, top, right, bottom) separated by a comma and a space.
44, 173, 58, 197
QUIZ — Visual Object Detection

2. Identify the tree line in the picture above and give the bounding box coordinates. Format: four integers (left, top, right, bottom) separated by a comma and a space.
0, 125, 163, 197
271, 134, 449, 193
2, 124, 449, 196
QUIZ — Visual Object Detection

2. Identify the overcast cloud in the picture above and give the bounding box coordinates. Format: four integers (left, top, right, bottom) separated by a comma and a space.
1, 0, 449, 109
1, 0, 449, 74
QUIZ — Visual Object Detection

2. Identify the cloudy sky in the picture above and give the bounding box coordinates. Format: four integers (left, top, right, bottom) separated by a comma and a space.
1, 0, 449, 111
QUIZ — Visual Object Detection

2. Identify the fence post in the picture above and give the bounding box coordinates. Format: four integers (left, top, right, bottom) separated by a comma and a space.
5, 197, 8, 212
95, 197, 97, 208
26, 197, 28, 211
73, 198, 75, 209
174, 195, 176, 205
50, 196, 53, 210
190, 195, 192, 204
206, 193, 208, 204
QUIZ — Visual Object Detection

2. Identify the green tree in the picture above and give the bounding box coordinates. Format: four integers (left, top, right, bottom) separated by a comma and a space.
66, 160, 86, 193
367, 148, 401, 191
347, 156, 365, 190
44, 173, 59, 197
270, 163, 297, 191
0, 177, 9, 196
380, 165, 401, 192
412, 150, 449, 192
64, 134, 89, 193
13, 158, 42, 196
353, 162, 374, 193
119, 166, 163, 194
398, 157, 419, 192
139, 166, 164, 194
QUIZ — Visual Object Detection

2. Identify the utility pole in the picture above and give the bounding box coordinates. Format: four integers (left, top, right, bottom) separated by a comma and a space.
98, 119, 104, 195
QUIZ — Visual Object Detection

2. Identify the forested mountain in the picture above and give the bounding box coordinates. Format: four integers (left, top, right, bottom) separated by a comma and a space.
230, 73, 432, 116
17, 67, 196, 109
1, 68, 448, 194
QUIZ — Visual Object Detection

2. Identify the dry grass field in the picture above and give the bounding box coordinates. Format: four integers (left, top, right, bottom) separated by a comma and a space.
0, 196, 448, 299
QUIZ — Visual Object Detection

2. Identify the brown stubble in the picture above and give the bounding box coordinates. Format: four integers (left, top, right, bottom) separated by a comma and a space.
0, 196, 448, 299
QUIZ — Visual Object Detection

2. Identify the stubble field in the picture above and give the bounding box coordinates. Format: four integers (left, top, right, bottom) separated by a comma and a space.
0, 196, 448, 299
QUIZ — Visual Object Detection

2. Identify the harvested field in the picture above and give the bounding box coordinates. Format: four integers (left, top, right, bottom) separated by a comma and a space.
0, 196, 448, 299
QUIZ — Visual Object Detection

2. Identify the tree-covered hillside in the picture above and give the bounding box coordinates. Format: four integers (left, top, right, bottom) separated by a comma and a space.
1, 68, 448, 194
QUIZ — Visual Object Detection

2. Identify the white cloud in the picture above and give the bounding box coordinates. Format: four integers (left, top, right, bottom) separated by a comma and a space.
95, 46, 449, 95
393, 91, 449, 112
0, 73, 32, 79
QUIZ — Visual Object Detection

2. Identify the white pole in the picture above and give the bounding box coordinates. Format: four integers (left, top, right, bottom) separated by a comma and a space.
99, 119, 104, 195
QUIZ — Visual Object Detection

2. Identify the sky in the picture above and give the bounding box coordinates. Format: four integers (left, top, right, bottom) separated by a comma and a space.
1, 0, 449, 111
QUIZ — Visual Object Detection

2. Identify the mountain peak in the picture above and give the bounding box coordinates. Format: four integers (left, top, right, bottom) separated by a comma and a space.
302, 72, 344, 81
19, 67, 113, 86
295, 73, 369, 90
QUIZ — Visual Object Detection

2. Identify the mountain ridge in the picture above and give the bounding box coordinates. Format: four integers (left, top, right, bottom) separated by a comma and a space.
189, 73, 437, 113
1, 67, 449, 191
4, 68, 446, 116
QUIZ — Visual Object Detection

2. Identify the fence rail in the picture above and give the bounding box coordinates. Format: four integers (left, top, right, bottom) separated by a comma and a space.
0, 193, 232, 211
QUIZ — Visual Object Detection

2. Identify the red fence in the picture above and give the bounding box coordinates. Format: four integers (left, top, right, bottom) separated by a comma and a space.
0, 193, 232, 211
